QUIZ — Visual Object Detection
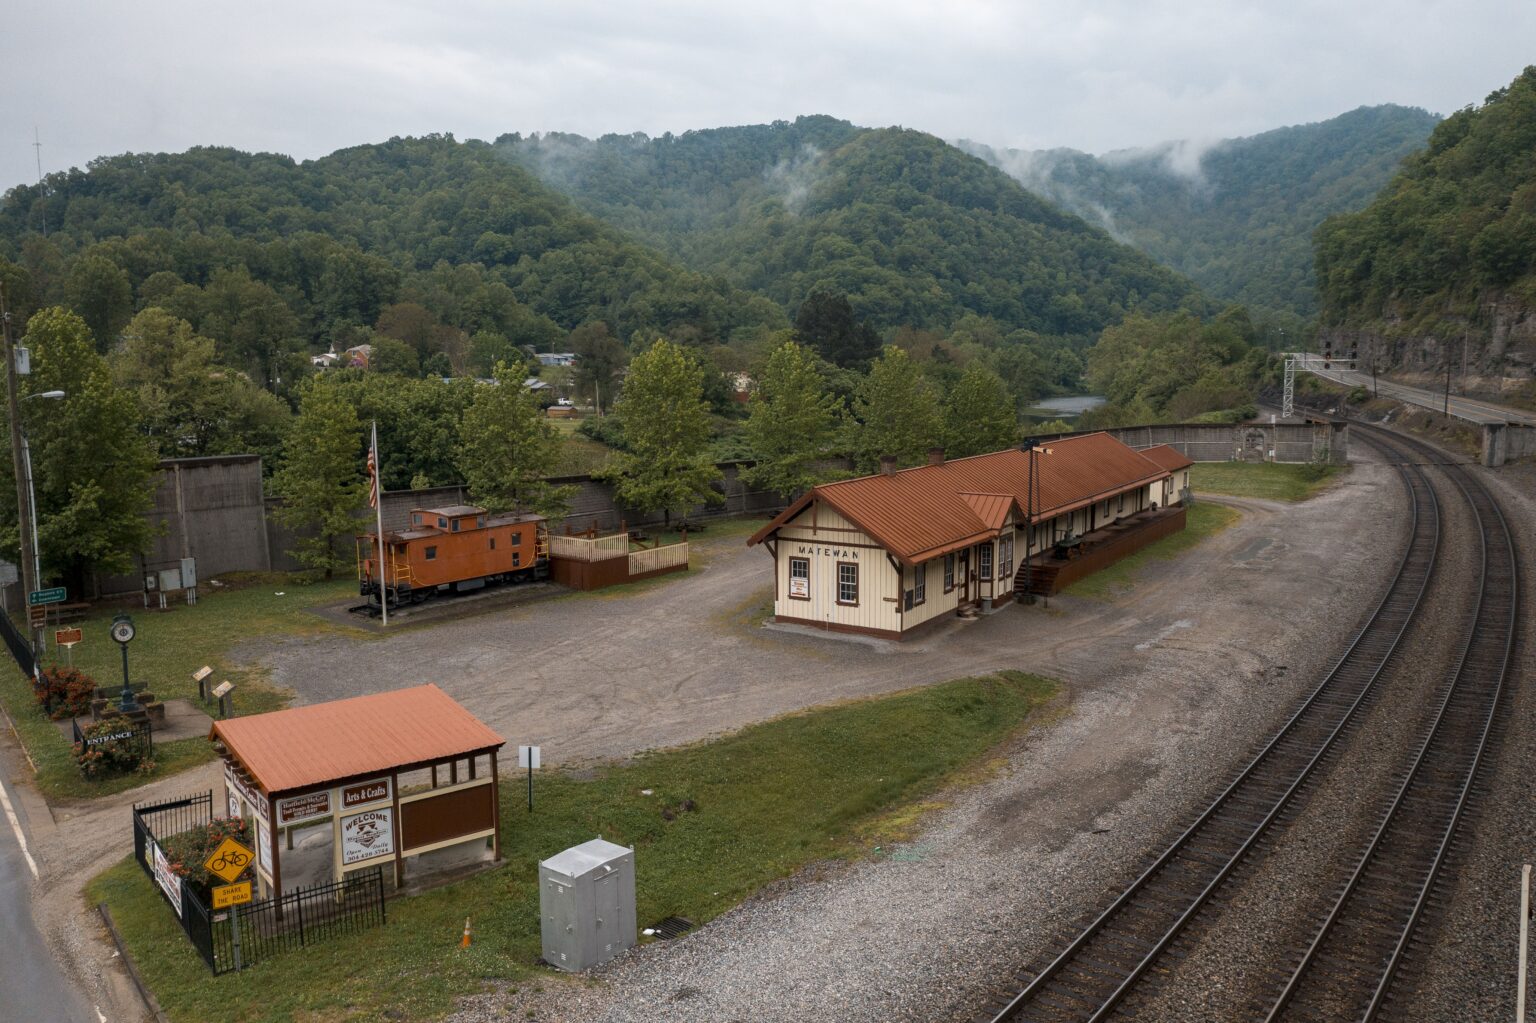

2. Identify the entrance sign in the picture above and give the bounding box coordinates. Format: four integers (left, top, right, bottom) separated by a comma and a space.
341, 777, 391, 809
341, 808, 395, 865
28, 586, 66, 606
204, 837, 255, 884
277, 790, 332, 826
224, 765, 267, 820
212, 881, 253, 908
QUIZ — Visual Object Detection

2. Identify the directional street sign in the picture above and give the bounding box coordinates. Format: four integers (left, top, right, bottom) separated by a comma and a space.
204, 837, 255, 885
28, 587, 66, 606
212, 881, 253, 909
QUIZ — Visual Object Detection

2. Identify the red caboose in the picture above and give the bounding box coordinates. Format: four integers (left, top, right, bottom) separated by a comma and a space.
358, 504, 550, 607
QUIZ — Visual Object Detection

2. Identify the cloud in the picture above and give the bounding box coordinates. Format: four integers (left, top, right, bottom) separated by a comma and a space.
3, 0, 1535, 193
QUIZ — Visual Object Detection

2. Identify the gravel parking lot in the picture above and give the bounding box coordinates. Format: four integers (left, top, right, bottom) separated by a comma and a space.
426, 458, 1404, 1023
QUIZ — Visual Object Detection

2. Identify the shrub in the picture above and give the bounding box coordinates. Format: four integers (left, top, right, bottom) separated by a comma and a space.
576, 415, 627, 450
33, 665, 98, 721
72, 718, 155, 779
159, 816, 255, 899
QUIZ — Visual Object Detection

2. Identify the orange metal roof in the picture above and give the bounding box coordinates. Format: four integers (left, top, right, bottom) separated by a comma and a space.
1140, 444, 1195, 472
209, 684, 506, 795
749, 433, 1170, 564
960, 493, 1018, 531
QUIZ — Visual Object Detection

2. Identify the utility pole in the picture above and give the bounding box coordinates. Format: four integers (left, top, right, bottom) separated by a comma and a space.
32, 127, 46, 238
1, 286, 40, 657
1444, 353, 1452, 419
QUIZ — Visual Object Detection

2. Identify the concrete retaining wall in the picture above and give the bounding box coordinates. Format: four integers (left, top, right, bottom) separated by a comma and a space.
1045, 422, 1347, 465
1483, 423, 1536, 466
97, 456, 272, 596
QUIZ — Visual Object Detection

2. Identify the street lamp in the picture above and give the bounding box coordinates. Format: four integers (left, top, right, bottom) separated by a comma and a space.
20, 391, 64, 609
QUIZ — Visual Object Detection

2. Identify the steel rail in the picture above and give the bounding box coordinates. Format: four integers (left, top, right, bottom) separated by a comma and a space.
987, 443, 1441, 1023
1262, 425, 1519, 1021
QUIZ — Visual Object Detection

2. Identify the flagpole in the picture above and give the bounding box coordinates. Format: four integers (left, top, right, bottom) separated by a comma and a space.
372, 421, 389, 627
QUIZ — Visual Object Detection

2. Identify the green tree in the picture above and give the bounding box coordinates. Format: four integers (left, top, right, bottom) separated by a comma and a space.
793, 290, 882, 369
944, 363, 1017, 457
455, 360, 569, 515
742, 340, 844, 498
852, 345, 943, 469
271, 378, 364, 579
112, 308, 291, 459
569, 321, 627, 413
13, 308, 158, 587
604, 339, 722, 523
62, 253, 134, 350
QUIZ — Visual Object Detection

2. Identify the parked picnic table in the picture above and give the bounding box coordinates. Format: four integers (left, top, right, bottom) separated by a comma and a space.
1052, 533, 1084, 560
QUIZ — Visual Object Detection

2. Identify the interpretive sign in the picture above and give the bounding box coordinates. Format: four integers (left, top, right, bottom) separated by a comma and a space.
277, 790, 332, 826
151, 841, 183, 918
54, 627, 81, 647
341, 777, 391, 809
256, 816, 272, 876
341, 808, 395, 865
203, 837, 255, 885
212, 881, 253, 909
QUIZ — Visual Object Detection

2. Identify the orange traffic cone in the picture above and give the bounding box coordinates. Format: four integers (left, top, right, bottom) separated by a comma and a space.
461, 917, 473, 948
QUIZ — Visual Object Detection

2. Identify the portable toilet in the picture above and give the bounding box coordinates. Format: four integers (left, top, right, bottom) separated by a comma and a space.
539, 838, 636, 971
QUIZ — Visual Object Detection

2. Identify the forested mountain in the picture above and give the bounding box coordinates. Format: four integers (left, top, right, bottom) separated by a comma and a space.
1314, 68, 1536, 392
500, 118, 1206, 342
0, 135, 786, 385
960, 105, 1440, 330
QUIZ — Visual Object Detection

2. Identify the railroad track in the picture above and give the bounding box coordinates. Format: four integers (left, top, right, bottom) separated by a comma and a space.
981, 442, 1444, 1023
1258, 424, 1519, 1021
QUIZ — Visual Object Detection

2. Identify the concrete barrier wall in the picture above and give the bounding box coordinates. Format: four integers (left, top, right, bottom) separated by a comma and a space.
1483, 423, 1536, 466
97, 456, 272, 596
1042, 423, 1346, 465
98, 424, 1344, 595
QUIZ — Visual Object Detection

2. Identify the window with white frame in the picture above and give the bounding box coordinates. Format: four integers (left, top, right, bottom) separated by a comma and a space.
913, 563, 926, 605
837, 562, 859, 606
1118, 492, 1126, 514
979, 543, 993, 580
998, 535, 1014, 579
943, 553, 955, 592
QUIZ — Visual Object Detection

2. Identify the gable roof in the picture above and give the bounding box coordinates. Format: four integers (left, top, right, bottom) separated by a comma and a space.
1139, 444, 1195, 473
209, 684, 505, 794
749, 433, 1170, 565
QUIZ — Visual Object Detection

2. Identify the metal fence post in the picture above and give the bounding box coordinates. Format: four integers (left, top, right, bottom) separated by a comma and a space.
1520, 863, 1531, 1023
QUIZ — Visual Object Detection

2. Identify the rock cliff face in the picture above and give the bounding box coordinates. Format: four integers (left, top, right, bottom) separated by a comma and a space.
1319, 294, 1536, 400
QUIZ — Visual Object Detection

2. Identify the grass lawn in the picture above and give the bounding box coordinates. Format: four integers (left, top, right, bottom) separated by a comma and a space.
91, 670, 1057, 1023
1065, 502, 1240, 600
1, 575, 359, 800
1189, 462, 1344, 502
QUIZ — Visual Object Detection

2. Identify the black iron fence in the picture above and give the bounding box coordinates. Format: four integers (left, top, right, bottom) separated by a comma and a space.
0, 610, 35, 678
133, 791, 386, 975
74, 716, 152, 764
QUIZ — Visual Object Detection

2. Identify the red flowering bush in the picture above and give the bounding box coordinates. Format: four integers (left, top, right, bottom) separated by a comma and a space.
33, 665, 97, 721
72, 718, 155, 779
160, 816, 254, 898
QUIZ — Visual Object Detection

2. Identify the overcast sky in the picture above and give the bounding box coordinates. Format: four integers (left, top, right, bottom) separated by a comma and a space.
4, 0, 1533, 192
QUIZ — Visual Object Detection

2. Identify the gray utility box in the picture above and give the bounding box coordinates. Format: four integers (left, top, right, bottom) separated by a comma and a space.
539, 838, 636, 972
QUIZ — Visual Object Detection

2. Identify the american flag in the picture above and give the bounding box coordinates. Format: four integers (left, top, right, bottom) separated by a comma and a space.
367, 422, 381, 509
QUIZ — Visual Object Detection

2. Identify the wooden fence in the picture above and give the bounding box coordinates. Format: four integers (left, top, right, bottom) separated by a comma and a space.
628, 543, 689, 575
548, 533, 631, 562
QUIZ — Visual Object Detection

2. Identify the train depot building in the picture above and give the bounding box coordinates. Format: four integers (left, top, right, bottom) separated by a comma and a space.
748, 433, 1194, 640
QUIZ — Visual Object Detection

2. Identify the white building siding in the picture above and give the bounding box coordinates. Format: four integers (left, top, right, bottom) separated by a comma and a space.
774, 505, 902, 634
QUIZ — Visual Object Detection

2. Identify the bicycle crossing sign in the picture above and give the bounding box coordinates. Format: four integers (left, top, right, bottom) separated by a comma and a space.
204, 836, 255, 884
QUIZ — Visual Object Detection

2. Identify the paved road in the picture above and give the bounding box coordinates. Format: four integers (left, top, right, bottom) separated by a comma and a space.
0, 773, 96, 1023
1296, 356, 1536, 426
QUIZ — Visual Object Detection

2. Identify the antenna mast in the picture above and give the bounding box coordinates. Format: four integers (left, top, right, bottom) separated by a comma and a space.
32, 127, 46, 238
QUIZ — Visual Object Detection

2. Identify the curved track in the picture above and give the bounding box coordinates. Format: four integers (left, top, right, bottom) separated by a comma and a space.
981, 446, 1444, 1023
1258, 424, 1519, 1022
